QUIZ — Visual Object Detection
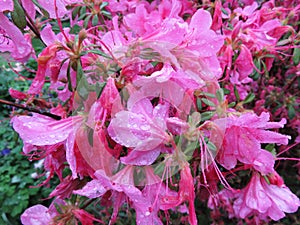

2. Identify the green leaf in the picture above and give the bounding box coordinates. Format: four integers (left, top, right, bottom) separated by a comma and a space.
288, 105, 296, 119
100, 2, 109, 10
11, 175, 21, 184
92, 14, 99, 26
81, 49, 112, 59
32, 0, 49, 17
72, 6, 81, 20
77, 76, 89, 100
202, 92, 215, 98
207, 141, 217, 152
11, 0, 27, 30
243, 93, 255, 104
251, 59, 261, 80
76, 59, 84, 82
66, 63, 73, 91
196, 97, 202, 110
83, 14, 92, 28
234, 85, 240, 102
222, 88, 230, 95
265, 144, 275, 152
201, 111, 215, 121
216, 89, 224, 103
79, 5, 87, 16
228, 102, 236, 108
201, 98, 215, 107
293, 47, 300, 65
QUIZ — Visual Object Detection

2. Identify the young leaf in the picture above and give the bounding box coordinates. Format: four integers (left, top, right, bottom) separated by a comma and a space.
92, 14, 99, 26
196, 97, 202, 110
243, 93, 255, 104
201, 98, 215, 107
216, 89, 224, 103
11, 0, 27, 30
234, 85, 240, 102
201, 111, 215, 121
293, 47, 300, 65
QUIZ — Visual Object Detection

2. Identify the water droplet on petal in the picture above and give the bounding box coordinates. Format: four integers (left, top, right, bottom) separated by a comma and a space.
140, 124, 150, 131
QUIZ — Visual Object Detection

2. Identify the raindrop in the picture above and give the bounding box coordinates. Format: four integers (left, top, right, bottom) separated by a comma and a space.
140, 124, 150, 131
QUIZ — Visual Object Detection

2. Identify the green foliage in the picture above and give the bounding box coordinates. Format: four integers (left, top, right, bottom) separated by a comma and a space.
0, 57, 55, 224
0, 119, 53, 224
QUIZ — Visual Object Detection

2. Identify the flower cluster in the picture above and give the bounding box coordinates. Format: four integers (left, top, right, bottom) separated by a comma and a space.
1, 0, 299, 224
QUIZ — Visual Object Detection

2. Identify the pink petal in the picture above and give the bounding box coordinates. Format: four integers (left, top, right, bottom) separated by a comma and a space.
0, 13, 32, 62
190, 9, 212, 32
235, 45, 254, 80
12, 114, 82, 146
120, 148, 160, 165
21, 205, 51, 225
74, 180, 107, 198
0, 0, 13, 12
38, 0, 67, 18
21, 0, 36, 19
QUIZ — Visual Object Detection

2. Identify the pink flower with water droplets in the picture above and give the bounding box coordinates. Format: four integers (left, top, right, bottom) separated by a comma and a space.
0, 13, 32, 62
233, 173, 300, 221
12, 113, 83, 178
217, 112, 290, 174
108, 98, 172, 165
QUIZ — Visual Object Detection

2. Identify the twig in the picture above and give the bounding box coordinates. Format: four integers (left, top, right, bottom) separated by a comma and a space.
0, 99, 61, 120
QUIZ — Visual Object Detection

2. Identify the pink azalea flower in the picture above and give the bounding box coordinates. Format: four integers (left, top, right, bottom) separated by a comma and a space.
234, 44, 254, 80
21, 199, 102, 225
21, 204, 52, 225
108, 98, 172, 165
75, 166, 154, 225
38, 0, 68, 18
130, 63, 198, 108
233, 173, 300, 221
28, 44, 60, 95
0, 0, 13, 12
176, 9, 224, 81
217, 112, 290, 174
161, 163, 197, 225
0, 13, 32, 62
12, 113, 83, 178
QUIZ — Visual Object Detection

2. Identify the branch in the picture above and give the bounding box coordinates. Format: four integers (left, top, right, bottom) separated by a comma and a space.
0, 99, 61, 120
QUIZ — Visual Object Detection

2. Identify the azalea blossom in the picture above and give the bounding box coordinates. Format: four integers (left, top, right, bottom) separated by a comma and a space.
74, 166, 155, 225
12, 113, 83, 178
233, 172, 300, 221
217, 112, 290, 174
108, 98, 173, 165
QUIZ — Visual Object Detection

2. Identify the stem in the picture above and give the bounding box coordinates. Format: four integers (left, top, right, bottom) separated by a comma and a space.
54, 0, 70, 43
19, 1, 47, 47
81, 198, 97, 210
0, 99, 61, 120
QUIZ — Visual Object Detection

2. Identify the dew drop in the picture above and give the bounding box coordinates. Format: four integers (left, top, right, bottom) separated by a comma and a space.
140, 124, 150, 131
